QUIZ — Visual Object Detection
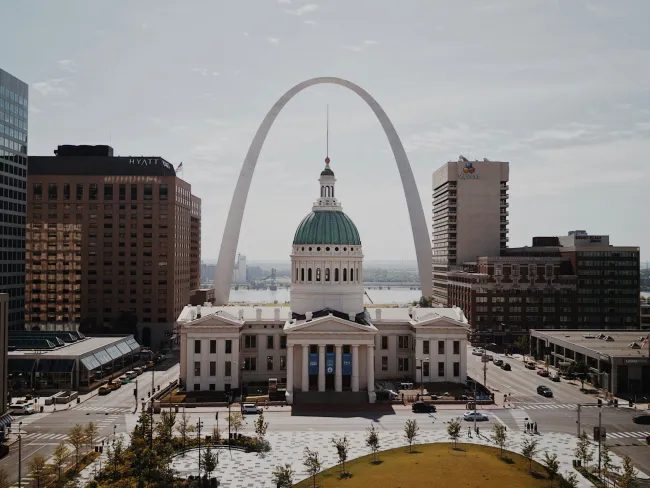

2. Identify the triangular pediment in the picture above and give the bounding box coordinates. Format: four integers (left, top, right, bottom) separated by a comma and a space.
413, 315, 470, 331
285, 315, 377, 334
183, 313, 242, 329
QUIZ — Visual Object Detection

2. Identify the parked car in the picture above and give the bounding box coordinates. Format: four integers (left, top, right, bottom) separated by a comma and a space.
500, 363, 511, 371
9, 404, 35, 415
550, 374, 561, 382
412, 402, 436, 413
146, 360, 155, 368
463, 411, 489, 422
536, 370, 550, 377
537, 386, 553, 398
242, 403, 263, 415
119, 375, 130, 385
525, 362, 537, 370
472, 348, 485, 356
646, 434, 650, 445
98, 385, 111, 396
493, 359, 504, 367
108, 381, 121, 390
632, 413, 650, 425
126, 370, 137, 380
134, 367, 144, 376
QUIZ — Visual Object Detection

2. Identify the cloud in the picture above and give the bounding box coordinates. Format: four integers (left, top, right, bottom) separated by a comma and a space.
304, 19, 316, 25
276, 0, 292, 3
191, 68, 219, 77
267, 37, 280, 45
57, 59, 77, 73
243, 32, 249, 37
343, 40, 379, 52
29, 106, 42, 114
141, 22, 149, 30
32, 78, 73, 97
286, 3, 318, 15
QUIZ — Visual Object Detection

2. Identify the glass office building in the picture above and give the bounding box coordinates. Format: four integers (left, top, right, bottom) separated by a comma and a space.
0, 68, 28, 330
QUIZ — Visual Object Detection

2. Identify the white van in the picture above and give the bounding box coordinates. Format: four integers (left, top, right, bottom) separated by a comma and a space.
10, 404, 35, 415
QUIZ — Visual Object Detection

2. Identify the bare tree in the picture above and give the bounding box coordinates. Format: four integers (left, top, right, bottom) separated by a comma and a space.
600, 443, 614, 486
84, 421, 100, 451
254, 411, 269, 442
228, 412, 244, 435
365, 424, 380, 463
303, 447, 323, 488
331, 435, 350, 476
491, 423, 508, 459
521, 437, 539, 473
542, 451, 559, 488
617, 455, 638, 488
52, 441, 70, 481
447, 417, 462, 449
404, 419, 419, 453
271, 463, 294, 488
573, 430, 593, 469
176, 410, 191, 450
67, 424, 86, 469
28, 454, 49, 488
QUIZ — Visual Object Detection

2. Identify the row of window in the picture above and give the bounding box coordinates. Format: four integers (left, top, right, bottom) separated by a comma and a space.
33, 183, 169, 201
295, 267, 357, 283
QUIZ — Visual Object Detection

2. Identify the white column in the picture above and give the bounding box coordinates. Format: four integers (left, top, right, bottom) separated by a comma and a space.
318, 344, 326, 392
351, 345, 359, 392
367, 344, 375, 392
287, 344, 294, 392
335, 345, 343, 392
301, 345, 309, 392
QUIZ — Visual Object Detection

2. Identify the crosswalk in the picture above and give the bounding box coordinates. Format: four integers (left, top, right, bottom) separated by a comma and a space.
73, 405, 132, 413
515, 403, 603, 411
21, 431, 108, 444
606, 431, 650, 440
509, 408, 533, 430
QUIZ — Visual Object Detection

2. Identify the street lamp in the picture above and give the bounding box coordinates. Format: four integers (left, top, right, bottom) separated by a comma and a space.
416, 357, 429, 395
197, 418, 204, 480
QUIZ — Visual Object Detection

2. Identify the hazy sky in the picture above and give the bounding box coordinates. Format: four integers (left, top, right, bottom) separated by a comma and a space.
4, 0, 649, 262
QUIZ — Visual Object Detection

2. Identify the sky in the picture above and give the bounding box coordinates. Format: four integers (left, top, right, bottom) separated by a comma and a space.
3, 0, 649, 262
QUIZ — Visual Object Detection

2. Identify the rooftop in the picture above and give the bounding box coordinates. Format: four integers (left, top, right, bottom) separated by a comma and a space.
530, 329, 650, 359
8, 335, 137, 358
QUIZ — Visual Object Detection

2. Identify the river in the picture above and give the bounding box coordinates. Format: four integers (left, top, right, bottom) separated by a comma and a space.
228, 286, 422, 305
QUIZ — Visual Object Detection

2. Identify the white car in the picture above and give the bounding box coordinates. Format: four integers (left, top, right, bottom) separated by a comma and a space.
471, 348, 485, 356
463, 411, 489, 422
9, 404, 35, 415
241, 403, 263, 415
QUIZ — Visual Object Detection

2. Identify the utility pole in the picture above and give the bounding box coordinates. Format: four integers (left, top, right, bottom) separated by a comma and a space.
576, 404, 581, 437
228, 393, 232, 452
17, 421, 22, 488
597, 408, 602, 477
197, 418, 203, 480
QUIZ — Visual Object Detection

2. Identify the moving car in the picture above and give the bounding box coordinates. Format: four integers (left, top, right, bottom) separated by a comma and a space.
412, 402, 436, 413
463, 411, 489, 422
537, 386, 553, 398
242, 403, 263, 415
551, 374, 561, 382
98, 385, 111, 396
472, 348, 485, 356
536, 370, 550, 377
500, 363, 511, 371
9, 404, 35, 415
493, 358, 504, 367
632, 413, 650, 425
525, 362, 537, 370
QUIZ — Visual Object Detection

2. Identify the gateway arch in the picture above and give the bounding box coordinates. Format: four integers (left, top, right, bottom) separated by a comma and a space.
213, 77, 432, 304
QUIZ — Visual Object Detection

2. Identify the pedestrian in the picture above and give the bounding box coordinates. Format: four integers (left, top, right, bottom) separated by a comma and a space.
534, 422, 538, 434
468, 427, 472, 438
526, 422, 529, 432
476, 426, 480, 436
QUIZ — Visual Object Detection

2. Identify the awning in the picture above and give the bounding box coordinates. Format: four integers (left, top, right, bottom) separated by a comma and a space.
0, 413, 14, 428
94, 349, 112, 365
81, 355, 101, 371
117, 342, 131, 355
106, 345, 122, 360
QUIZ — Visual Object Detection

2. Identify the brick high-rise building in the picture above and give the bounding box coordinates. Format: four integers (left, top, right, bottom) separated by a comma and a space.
190, 195, 201, 291
0, 68, 28, 330
26, 145, 201, 350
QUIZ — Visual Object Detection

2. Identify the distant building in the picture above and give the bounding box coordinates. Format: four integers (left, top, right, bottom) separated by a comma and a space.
0, 294, 11, 438
432, 156, 509, 306
26, 145, 201, 350
232, 254, 247, 284
641, 297, 650, 331
0, 68, 28, 330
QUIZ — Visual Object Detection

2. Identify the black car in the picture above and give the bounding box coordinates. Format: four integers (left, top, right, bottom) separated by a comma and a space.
412, 401, 436, 413
537, 386, 553, 398
501, 363, 511, 371
632, 413, 650, 425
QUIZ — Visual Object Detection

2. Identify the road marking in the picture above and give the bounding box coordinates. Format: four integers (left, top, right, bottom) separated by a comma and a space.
607, 431, 650, 440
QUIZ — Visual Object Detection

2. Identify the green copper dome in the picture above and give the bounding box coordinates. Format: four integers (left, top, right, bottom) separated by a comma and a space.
293, 211, 361, 245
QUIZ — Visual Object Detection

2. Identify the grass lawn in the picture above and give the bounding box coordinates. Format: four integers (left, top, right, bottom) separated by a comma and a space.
294, 443, 550, 488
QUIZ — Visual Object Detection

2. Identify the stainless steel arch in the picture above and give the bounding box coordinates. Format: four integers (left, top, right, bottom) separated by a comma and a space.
213, 77, 432, 304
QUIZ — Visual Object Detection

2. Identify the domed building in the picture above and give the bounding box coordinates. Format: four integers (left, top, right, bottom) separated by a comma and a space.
178, 158, 471, 405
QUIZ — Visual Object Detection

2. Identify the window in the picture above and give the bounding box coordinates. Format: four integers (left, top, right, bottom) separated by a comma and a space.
381, 336, 388, 350
48, 183, 58, 200
423, 361, 430, 377
267, 335, 274, 350
453, 341, 460, 355
244, 335, 256, 349
382, 356, 388, 371
244, 357, 257, 371
438, 341, 445, 355
131, 184, 137, 200
194, 384, 200, 391
308, 268, 312, 281
225, 340, 232, 354
119, 184, 126, 200
210, 340, 216, 354
316, 268, 321, 282
63, 183, 70, 200
194, 340, 201, 354
33, 183, 42, 200
423, 340, 430, 355
280, 356, 286, 370
144, 184, 153, 200
104, 184, 113, 200
225, 361, 232, 376
453, 362, 460, 377
76, 183, 83, 200
280, 336, 287, 349
438, 362, 445, 377
325, 268, 330, 281
267, 356, 274, 371
209, 384, 215, 391
209, 361, 216, 376
159, 184, 168, 200
194, 361, 201, 376
89, 184, 98, 200
398, 357, 409, 372
398, 335, 409, 349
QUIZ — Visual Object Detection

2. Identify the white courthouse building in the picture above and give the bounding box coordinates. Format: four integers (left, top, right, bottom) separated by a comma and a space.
179, 158, 470, 404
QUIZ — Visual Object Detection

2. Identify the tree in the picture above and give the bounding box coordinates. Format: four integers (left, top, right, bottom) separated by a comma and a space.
157, 410, 176, 441
28, 454, 48, 488
0, 467, 9, 488
254, 411, 269, 442
271, 464, 294, 488
365, 424, 380, 463
106, 436, 125, 479
212, 424, 222, 442
52, 441, 70, 481
617, 455, 638, 488
176, 410, 191, 450
303, 447, 323, 488
203, 445, 218, 484
574, 430, 593, 468
521, 437, 539, 473
84, 421, 99, 451
67, 423, 86, 469
446, 417, 462, 449
573, 361, 590, 389
331, 435, 350, 476
542, 451, 559, 487
418, 296, 432, 307
404, 419, 419, 453
600, 443, 614, 486
558, 471, 579, 488
491, 423, 509, 459
514, 335, 529, 355
228, 412, 244, 435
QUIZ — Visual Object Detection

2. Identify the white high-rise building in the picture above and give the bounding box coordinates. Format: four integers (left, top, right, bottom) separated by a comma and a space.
432, 156, 510, 305
232, 254, 247, 284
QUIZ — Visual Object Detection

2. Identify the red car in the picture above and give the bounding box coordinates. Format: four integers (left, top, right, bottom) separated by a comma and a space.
536, 370, 549, 377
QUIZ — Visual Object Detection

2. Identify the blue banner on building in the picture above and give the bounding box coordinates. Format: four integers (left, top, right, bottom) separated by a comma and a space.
308, 353, 319, 375
342, 353, 352, 375
325, 352, 335, 375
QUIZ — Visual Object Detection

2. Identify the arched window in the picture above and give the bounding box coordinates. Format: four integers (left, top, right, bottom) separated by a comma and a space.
325, 268, 330, 281
316, 268, 321, 282
321, 186, 324, 197
331, 186, 334, 197
334, 268, 339, 281
308, 268, 312, 281
295, 268, 299, 281
343, 268, 347, 281
301, 268, 305, 281
350, 268, 354, 282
